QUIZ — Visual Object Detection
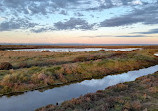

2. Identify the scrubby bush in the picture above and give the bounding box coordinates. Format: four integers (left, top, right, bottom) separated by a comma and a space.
18, 62, 28, 68
73, 56, 89, 62
73, 55, 100, 62
113, 84, 128, 92
38, 73, 47, 80
0, 62, 13, 70
148, 87, 158, 93
131, 100, 142, 110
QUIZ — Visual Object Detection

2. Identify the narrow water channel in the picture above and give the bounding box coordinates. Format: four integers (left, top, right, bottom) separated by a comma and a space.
0, 65, 158, 111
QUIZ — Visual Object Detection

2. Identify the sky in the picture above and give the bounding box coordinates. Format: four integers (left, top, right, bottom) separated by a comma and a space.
0, 0, 158, 44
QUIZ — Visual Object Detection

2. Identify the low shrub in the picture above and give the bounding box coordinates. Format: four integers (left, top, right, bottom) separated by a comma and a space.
18, 62, 28, 68
73, 55, 100, 62
0, 62, 13, 70
73, 56, 89, 62
131, 100, 142, 110
112, 83, 128, 92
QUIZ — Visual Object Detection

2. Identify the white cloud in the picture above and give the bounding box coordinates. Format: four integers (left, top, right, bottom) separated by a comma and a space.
26, 6, 32, 14
132, 0, 143, 5
0, 17, 5, 22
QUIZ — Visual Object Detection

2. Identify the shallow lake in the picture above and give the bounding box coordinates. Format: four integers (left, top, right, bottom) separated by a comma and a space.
10, 48, 141, 52
0, 65, 158, 111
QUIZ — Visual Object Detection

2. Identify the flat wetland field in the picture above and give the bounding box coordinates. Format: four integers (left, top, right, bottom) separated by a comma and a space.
1, 45, 158, 50
0, 45, 158, 111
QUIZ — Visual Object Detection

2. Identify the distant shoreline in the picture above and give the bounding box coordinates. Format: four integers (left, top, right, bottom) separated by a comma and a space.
1, 44, 158, 51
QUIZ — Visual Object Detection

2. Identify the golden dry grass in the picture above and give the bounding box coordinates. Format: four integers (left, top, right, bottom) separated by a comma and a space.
0, 48, 158, 95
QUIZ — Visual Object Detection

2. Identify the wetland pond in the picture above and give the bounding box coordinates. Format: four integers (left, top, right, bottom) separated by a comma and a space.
0, 65, 158, 111
154, 53, 158, 56
10, 48, 141, 52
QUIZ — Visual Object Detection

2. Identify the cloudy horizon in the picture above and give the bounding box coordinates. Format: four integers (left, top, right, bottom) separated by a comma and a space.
0, 0, 158, 44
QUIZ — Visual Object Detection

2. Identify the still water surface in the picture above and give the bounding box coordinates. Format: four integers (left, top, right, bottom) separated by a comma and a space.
11, 48, 141, 52
0, 65, 158, 111
154, 53, 158, 56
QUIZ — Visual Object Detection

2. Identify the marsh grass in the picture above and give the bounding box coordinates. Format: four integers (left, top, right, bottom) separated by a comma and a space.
36, 72, 158, 111
0, 48, 158, 95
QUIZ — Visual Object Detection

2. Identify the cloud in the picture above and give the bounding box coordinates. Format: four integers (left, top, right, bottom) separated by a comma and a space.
80, 35, 112, 38
74, 12, 84, 17
54, 18, 95, 30
1, 0, 150, 16
100, 17, 143, 27
1, 0, 157, 33
0, 0, 78, 15
115, 35, 149, 37
0, 18, 37, 31
0, 17, 6, 22
132, 0, 143, 5
85, 0, 148, 11
133, 28, 158, 34
31, 18, 95, 33
31, 27, 54, 33
59, 10, 68, 15
100, 4, 158, 27
80, 34, 150, 38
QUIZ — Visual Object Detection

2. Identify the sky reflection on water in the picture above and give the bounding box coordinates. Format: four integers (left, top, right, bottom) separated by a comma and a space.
11, 48, 141, 52
0, 65, 158, 111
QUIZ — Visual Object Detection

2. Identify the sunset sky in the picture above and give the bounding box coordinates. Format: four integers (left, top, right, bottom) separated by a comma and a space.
0, 0, 158, 44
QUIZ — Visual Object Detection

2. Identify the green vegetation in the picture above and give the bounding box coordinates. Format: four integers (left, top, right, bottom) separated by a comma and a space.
36, 72, 158, 111
1, 45, 158, 51
0, 48, 158, 95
